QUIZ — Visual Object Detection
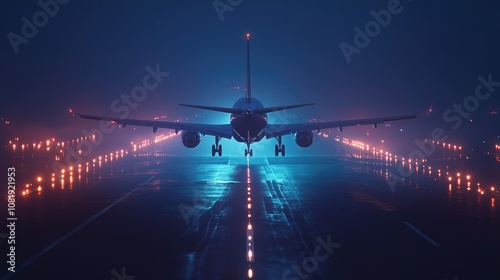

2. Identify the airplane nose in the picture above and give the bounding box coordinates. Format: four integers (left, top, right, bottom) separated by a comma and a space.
245, 109, 251, 116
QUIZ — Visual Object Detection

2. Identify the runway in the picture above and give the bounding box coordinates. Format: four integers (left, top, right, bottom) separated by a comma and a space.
1, 138, 499, 280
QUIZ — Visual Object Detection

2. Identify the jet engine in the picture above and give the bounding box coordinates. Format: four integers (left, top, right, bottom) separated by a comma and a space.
181, 131, 201, 148
294, 131, 314, 147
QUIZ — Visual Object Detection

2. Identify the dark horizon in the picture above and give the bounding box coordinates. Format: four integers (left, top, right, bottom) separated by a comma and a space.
2, 1, 499, 147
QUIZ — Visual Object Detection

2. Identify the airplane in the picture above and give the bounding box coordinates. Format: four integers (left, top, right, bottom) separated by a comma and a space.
74, 33, 425, 157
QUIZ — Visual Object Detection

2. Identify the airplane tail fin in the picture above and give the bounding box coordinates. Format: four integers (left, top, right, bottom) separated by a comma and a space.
179, 34, 314, 115
245, 33, 251, 103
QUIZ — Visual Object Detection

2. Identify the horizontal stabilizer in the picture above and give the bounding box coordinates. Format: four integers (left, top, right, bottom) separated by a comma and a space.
179, 104, 244, 114
254, 103, 314, 114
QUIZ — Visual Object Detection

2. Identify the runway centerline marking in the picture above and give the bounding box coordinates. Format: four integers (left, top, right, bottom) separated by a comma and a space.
403, 221, 440, 247
246, 156, 254, 278
0, 175, 157, 280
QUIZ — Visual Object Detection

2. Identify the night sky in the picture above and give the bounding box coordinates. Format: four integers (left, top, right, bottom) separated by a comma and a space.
1, 0, 499, 144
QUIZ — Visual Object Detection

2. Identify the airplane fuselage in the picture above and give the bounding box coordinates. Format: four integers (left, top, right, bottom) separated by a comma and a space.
230, 97, 267, 144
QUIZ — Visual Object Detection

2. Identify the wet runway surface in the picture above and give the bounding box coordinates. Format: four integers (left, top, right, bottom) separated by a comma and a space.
1, 138, 500, 280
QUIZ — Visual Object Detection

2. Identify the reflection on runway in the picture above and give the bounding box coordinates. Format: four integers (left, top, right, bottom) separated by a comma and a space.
2, 132, 500, 279
336, 136, 499, 210
7, 133, 177, 197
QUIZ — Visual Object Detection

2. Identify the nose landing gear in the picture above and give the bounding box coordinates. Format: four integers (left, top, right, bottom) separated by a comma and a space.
274, 136, 285, 156
212, 136, 222, 156
245, 140, 253, 157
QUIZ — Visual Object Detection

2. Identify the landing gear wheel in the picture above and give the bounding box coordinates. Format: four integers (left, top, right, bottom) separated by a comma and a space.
274, 136, 286, 156
245, 149, 253, 157
212, 136, 222, 156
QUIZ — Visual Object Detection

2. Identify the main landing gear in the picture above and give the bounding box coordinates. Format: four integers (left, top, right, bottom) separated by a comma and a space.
212, 136, 222, 156
274, 136, 285, 156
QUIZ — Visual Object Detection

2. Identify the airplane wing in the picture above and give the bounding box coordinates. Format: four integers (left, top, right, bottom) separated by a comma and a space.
264, 113, 423, 138
73, 113, 233, 139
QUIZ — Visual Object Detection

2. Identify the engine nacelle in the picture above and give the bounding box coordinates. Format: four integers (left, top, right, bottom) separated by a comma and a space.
181, 131, 201, 148
295, 131, 314, 147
